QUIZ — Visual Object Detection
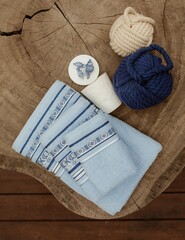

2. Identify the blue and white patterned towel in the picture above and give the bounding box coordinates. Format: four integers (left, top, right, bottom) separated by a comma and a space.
64, 111, 136, 194
12, 81, 81, 160
38, 97, 107, 202
12, 80, 162, 215
96, 114, 162, 215
39, 96, 136, 200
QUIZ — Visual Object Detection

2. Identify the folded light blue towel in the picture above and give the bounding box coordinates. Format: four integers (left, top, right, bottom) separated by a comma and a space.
12, 81, 104, 202
12, 80, 162, 215
38, 96, 97, 170
96, 114, 162, 215
39, 97, 136, 199
38, 96, 106, 202
64, 111, 136, 194
12, 80, 81, 161
45, 101, 162, 215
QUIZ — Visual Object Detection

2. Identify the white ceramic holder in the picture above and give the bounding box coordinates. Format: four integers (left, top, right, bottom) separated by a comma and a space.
81, 73, 122, 113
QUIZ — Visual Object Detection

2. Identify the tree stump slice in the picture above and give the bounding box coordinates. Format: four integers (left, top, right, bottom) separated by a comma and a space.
0, 0, 185, 219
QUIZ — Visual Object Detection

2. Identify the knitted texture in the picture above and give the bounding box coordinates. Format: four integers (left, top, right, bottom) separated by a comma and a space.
113, 44, 174, 109
109, 7, 155, 57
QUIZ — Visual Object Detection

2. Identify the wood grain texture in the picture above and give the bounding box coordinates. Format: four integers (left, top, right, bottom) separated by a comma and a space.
1, 168, 185, 194
0, 221, 185, 240
0, 0, 185, 219
0, 168, 185, 239
0, 194, 185, 220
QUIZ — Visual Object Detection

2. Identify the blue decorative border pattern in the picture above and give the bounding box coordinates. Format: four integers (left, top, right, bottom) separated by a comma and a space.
20, 85, 66, 154
62, 152, 88, 186
74, 128, 117, 159
37, 140, 67, 167
51, 127, 117, 185
50, 140, 67, 157
36, 149, 53, 165
26, 89, 75, 159
53, 152, 88, 186
36, 108, 100, 172
78, 107, 99, 126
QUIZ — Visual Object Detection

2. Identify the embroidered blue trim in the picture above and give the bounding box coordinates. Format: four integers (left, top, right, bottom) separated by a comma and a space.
26, 88, 75, 159
30, 142, 41, 159
51, 151, 87, 184
45, 108, 99, 167
59, 153, 88, 184
73, 95, 81, 104
68, 162, 81, 174
59, 152, 71, 164
73, 168, 84, 179
20, 85, 66, 154
51, 151, 71, 174
55, 92, 76, 120
78, 108, 99, 126
36, 103, 93, 165
69, 121, 109, 147
46, 144, 68, 170
44, 103, 92, 149
76, 172, 86, 182
36, 149, 53, 165
75, 128, 117, 159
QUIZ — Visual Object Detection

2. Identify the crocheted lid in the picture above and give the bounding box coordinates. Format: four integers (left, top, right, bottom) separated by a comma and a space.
109, 7, 155, 57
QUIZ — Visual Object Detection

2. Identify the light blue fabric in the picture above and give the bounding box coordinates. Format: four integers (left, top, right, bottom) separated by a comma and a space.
12, 80, 162, 216
39, 97, 105, 202
38, 96, 97, 169
12, 85, 103, 203
39, 97, 136, 200
64, 112, 136, 194
12, 80, 81, 161
96, 114, 162, 215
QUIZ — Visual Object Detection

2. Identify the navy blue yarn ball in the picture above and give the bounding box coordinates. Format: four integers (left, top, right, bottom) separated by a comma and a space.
113, 44, 174, 109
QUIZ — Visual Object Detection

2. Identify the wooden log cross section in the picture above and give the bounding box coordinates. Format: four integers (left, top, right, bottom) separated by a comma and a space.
0, 0, 185, 219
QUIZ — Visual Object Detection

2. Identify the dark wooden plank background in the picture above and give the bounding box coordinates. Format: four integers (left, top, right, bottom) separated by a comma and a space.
0, 168, 184, 240
1, 0, 185, 219
0, 0, 185, 236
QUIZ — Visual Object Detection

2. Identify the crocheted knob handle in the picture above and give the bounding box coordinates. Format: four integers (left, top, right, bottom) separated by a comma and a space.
124, 7, 138, 21
124, 7, 155, 27
126, 44, 173, 82
124, 6, 138, 15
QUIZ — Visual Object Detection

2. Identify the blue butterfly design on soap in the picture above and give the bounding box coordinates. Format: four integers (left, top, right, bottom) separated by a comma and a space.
73, 59, 94, 79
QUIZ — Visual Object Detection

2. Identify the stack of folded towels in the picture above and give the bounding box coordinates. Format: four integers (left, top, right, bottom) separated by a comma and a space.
12, 80, 162, 215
